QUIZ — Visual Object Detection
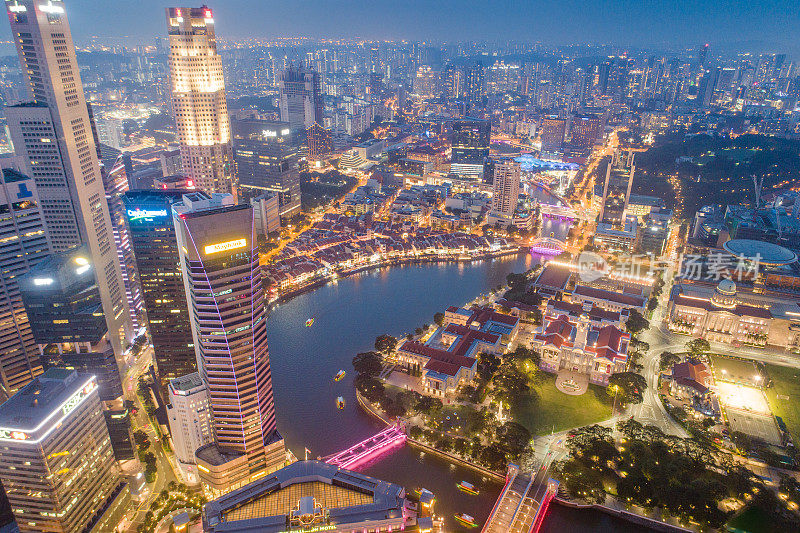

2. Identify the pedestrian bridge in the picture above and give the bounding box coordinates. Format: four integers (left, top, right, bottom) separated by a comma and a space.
323, 423, 406, 471
530, 237, 566, 255
482, 464, 559, 533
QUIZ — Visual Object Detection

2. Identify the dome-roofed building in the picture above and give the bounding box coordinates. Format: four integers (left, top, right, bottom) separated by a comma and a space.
667, 277, 800, 349
710, 279, 738, 309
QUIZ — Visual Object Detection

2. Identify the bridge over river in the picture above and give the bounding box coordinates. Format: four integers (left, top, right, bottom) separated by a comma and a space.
482, 463, 559, 533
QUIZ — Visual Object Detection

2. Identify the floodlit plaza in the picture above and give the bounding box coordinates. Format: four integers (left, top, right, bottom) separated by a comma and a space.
715, 382, 770, 414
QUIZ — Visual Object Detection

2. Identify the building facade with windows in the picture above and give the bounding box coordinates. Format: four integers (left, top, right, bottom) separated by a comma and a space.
0, 369, 127, 533
166, 372, 213, 485
123, 189, 197, 393
173, 193, 285, 495
166, 6, 234, 196
0, 168, 49, 395
5, 0, 132, 359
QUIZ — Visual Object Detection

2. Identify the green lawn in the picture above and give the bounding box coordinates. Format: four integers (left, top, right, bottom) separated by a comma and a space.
764, 364, 800, 443
511, 373, 613, 436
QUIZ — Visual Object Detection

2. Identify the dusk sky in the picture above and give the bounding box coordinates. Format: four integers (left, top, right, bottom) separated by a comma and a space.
1, 0, 798, 53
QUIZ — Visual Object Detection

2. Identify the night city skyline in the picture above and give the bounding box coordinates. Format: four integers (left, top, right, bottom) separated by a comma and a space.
0, 0, 799, 532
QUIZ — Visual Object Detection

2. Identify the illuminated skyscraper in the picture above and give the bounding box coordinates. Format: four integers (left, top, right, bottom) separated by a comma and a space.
413, 65, 438, 99
19, 244, 125, 403
0, 369, 127, 533
231, 119, 301, 219
0, 169, 48, 395
173, 193, 284, 495
492, 160, 521, 216
123, 190, 196, 394
540, 116, 566, 155
4, 0, 132, 358
464, 62, 486, 108
166, 6, 235, 196
569, 113, 603, 153
98, 144, 145, 332
306, 121, 333, 160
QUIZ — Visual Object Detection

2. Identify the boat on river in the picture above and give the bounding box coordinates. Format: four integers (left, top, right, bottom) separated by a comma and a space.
336, 396, 345, 409
454, 513, 478, 528
305, 318, 314, 327
334, 370, 346, 381
457, 480, 479, 495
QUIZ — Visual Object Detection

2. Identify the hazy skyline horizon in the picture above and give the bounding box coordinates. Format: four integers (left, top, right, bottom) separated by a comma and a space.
0, 0, 796, 58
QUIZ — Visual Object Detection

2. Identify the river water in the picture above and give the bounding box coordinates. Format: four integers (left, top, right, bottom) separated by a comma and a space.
266, 247, 653, 531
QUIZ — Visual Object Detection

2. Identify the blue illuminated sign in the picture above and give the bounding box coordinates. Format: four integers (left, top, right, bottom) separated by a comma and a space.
127, 208, 168, 221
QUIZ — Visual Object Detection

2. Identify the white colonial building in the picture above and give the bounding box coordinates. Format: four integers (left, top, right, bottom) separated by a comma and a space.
667, 280, 800, 350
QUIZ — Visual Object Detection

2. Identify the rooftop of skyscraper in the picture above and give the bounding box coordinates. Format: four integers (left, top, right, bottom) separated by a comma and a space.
0, 369, 93, 432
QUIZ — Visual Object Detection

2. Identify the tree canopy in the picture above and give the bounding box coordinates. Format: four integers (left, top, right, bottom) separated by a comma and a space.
608, 372, 647, 404
625, 309, 650, 335
374, 334, 399, 354
352, 351, 383, 377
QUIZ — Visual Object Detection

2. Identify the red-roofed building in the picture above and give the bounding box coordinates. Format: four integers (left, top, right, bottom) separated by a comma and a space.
396, 306, 519, 396
668, 360, 713, 400
533, 312, 630, 385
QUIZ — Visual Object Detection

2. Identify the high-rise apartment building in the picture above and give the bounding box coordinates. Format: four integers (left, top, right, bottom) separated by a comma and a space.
231, 119, 301, 219
166, 372, 213, 484
413, 65, 438, 98
569, 113, 603, 152
0, 369, 127, 533
450, 119, 490, 179
492, 160, 521, 216
172, 193, 284, 495
600, 150, 636, 225
278, 66, 323, 131
464, 62, 486, 107
122, 190, 196, 393
166, 6, 234, 196
5, 0, 131, 358
306, 121, 333, 160
444, 63, 464, 98
540, 116, 566, 155
0, 169, 48, 396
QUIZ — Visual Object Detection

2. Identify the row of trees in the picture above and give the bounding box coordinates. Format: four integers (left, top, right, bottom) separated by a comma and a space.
133, 429, 157, 483
409, 420, 533, 472
554, 420, 800, 530
137, 482, 208, 533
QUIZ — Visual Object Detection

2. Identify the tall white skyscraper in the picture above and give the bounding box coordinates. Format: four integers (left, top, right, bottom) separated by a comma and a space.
172, 193, 284, 495
166, 6, 235, 196
492, 160, 521, 215
4, 0, 132, 357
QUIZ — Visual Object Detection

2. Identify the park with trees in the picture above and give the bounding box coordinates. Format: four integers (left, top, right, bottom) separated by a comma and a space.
553, 420, 800, 531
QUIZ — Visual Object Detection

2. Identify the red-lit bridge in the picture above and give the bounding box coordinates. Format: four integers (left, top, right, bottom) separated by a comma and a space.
482, 463, 559, 533
322, 423, 406, 471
